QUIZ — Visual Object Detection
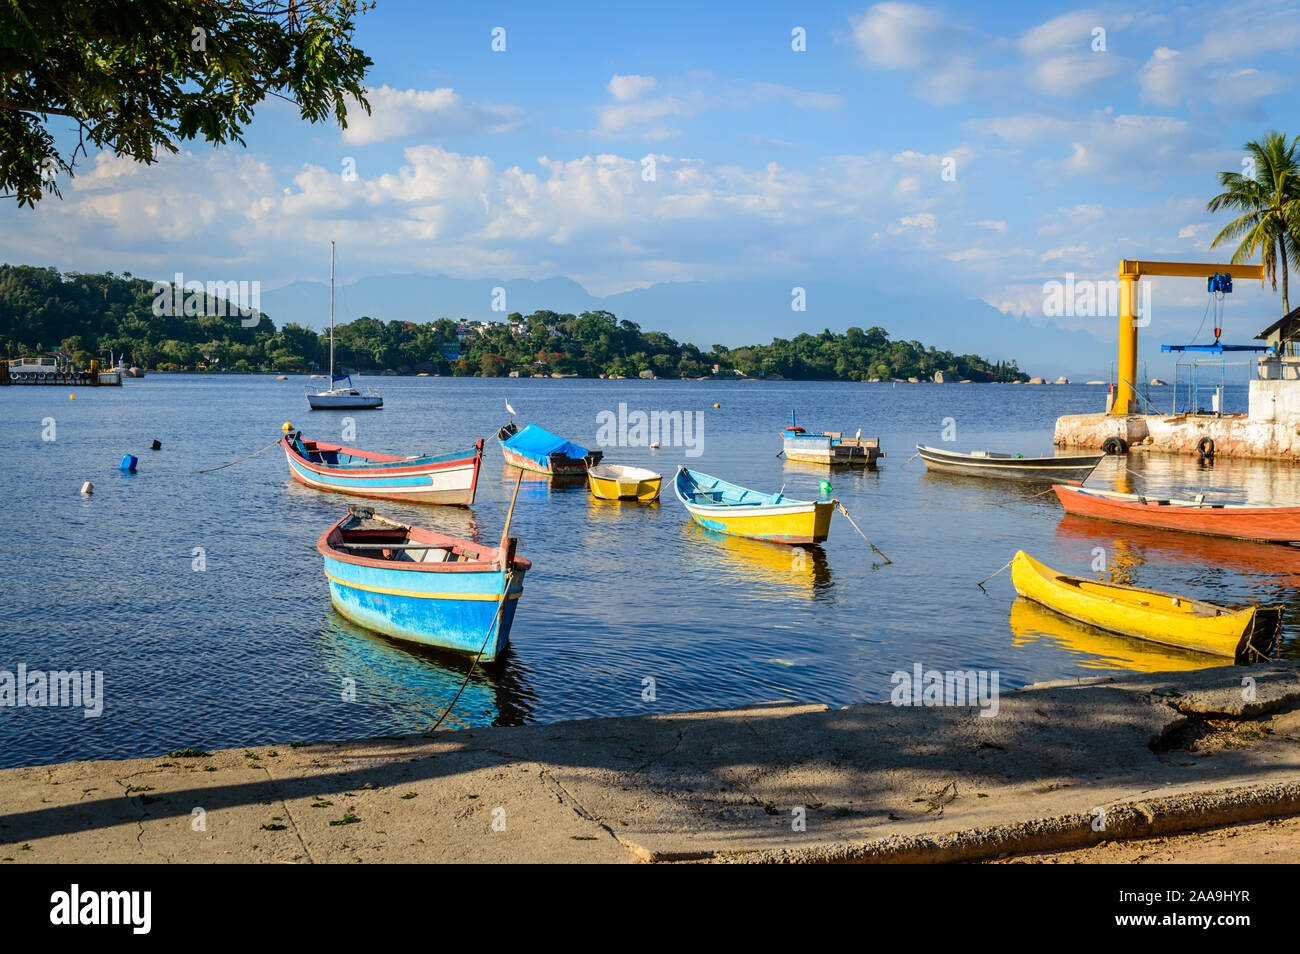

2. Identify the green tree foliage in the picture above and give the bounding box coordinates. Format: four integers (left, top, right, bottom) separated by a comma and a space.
1208, 131, 1300, 316
1, 0, 372, 206
0, 265, 1026, 381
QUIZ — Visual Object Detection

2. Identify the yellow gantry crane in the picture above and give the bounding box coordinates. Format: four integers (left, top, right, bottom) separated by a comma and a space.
1111, 259, 1266, 415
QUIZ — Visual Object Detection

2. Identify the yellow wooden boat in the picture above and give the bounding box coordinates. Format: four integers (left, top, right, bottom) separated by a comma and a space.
1010, 550, 1281, 661
587, 463, 662, 502
674, 467, 835, 544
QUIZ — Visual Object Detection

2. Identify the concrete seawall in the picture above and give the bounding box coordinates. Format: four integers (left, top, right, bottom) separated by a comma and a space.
3, 663, 1300, 863
1056, 411, 1300, 460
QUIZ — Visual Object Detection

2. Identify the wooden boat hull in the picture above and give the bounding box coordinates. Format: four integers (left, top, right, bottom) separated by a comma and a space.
318, 511, 528, 662
283, 437, 481, 506
1054, 484, 1300, 543
498, 423, 600, 476
783, 431, 881, 465
1010, 550, 1280, 660
918, 445, 1102, 483
501, 446, 591, 476
674, 467, 834, 544
588, 465, 662, 501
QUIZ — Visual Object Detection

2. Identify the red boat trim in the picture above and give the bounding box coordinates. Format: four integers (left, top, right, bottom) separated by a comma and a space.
316, 514, 531, 574
283, 437, 479, 478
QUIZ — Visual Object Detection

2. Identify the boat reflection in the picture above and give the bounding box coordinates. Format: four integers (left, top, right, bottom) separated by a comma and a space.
585, 494, 660, 523
1055, 513, 1300, 587
781, 458, 882, 477
315, 610, 536, 729
679, 522, 834, 601
1093, 453, 1300, 506
920, 467, 1066, 503
497, 465, 587, 500
1009, 597, 1230, 673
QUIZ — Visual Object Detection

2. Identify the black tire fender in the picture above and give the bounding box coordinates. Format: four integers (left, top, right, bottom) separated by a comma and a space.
1196, 436, 1215, 458
1101, 436, 1129, 455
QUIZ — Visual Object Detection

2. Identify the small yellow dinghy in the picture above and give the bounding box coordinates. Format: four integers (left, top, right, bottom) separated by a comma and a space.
1010, 551, 1281, 661
588, 463, 662, 502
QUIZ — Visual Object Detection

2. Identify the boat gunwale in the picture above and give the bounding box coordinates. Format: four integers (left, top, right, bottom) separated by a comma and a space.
283, 437, 481, 477
316, 514, 531, 575
673, 466, 827, 513
1055, 483, 1300, 515
588, 463, 662, 482
917, 444, 1105, 467
1014, 551, 1239, 621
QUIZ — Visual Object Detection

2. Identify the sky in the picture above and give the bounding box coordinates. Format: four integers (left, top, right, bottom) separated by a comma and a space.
5, 0, 1300, 363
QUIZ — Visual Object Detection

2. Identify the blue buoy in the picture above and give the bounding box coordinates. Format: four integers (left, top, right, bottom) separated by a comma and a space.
119, 454, 138, 472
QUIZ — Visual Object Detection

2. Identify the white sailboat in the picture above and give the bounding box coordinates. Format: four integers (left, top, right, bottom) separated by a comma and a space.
307, 241, 383, 410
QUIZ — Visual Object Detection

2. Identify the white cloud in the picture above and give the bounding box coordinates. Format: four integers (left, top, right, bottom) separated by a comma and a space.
1019, 10, 1109, 56
607, 75, 658, 102
969, 109, 1221, 182
594, 77, 841, 139
341, 86, 524, 145
1032, 51, 1126, 97
848, 2, 956, 70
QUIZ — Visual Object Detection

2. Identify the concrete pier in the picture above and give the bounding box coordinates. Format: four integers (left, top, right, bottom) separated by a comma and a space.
1054, 411, 1300, 460
1056, 378, 1300, 460
3, 663, 1300, 863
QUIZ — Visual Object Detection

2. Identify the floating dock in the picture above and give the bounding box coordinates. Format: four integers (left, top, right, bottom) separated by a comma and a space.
2, 363, 121, 386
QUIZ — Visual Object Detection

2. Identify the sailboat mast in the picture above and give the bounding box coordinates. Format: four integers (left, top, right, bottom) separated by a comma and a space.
329, 241, 335, 381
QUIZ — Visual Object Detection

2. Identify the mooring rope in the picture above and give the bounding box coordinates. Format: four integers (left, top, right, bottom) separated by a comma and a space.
424, 567, 515, 734
976, 560, 1012, 590
835, 502, 892, 564
196, 438, 282, 473
426, 467, 524, 733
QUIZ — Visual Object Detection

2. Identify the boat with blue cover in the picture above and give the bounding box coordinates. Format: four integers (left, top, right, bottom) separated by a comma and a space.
318, 508, 529, 662
281, 427, 482, 505
673, 466, 836, 544
497, 422, 601, 475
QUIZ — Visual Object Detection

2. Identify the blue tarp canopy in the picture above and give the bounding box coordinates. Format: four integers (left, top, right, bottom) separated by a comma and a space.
503, 424, 591, 461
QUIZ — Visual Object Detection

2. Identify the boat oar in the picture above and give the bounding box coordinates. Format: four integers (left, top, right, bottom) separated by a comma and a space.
498, 466, 524, 557
426, 468, 526, 735
976, 560, 1012, 591
835, 502, 892, 565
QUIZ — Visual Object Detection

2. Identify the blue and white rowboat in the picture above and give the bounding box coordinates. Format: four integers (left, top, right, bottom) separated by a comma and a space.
318, 509, 529, 662
283, 432, 482, 506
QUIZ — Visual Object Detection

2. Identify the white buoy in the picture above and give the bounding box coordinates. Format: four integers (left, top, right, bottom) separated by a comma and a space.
81, 481, 93, 495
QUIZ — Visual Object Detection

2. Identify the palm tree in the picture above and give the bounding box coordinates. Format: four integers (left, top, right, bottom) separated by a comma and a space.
1207, 131, 1300, 316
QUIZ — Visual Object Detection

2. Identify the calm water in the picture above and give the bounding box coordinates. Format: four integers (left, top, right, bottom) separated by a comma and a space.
2, 376, 1296, 768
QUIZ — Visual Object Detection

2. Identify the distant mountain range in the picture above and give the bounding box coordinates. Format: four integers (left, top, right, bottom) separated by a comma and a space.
260, 273, 1265, 380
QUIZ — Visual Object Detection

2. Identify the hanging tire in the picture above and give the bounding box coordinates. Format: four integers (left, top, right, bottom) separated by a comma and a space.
1196, 437, 1215, 459
1101, 437, 1128, 455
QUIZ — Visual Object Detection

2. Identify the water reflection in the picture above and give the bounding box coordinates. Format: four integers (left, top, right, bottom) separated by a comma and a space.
316, 610, 536, 728
1009, 597, 1230, 673
678, 521, 834, 602
1055, 513, 1300, 587
497, 465, 588, 500
1090, 452, 1300, 506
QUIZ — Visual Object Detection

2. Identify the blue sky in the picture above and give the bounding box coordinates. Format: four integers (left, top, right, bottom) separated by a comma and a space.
6, 0, 1300, 358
